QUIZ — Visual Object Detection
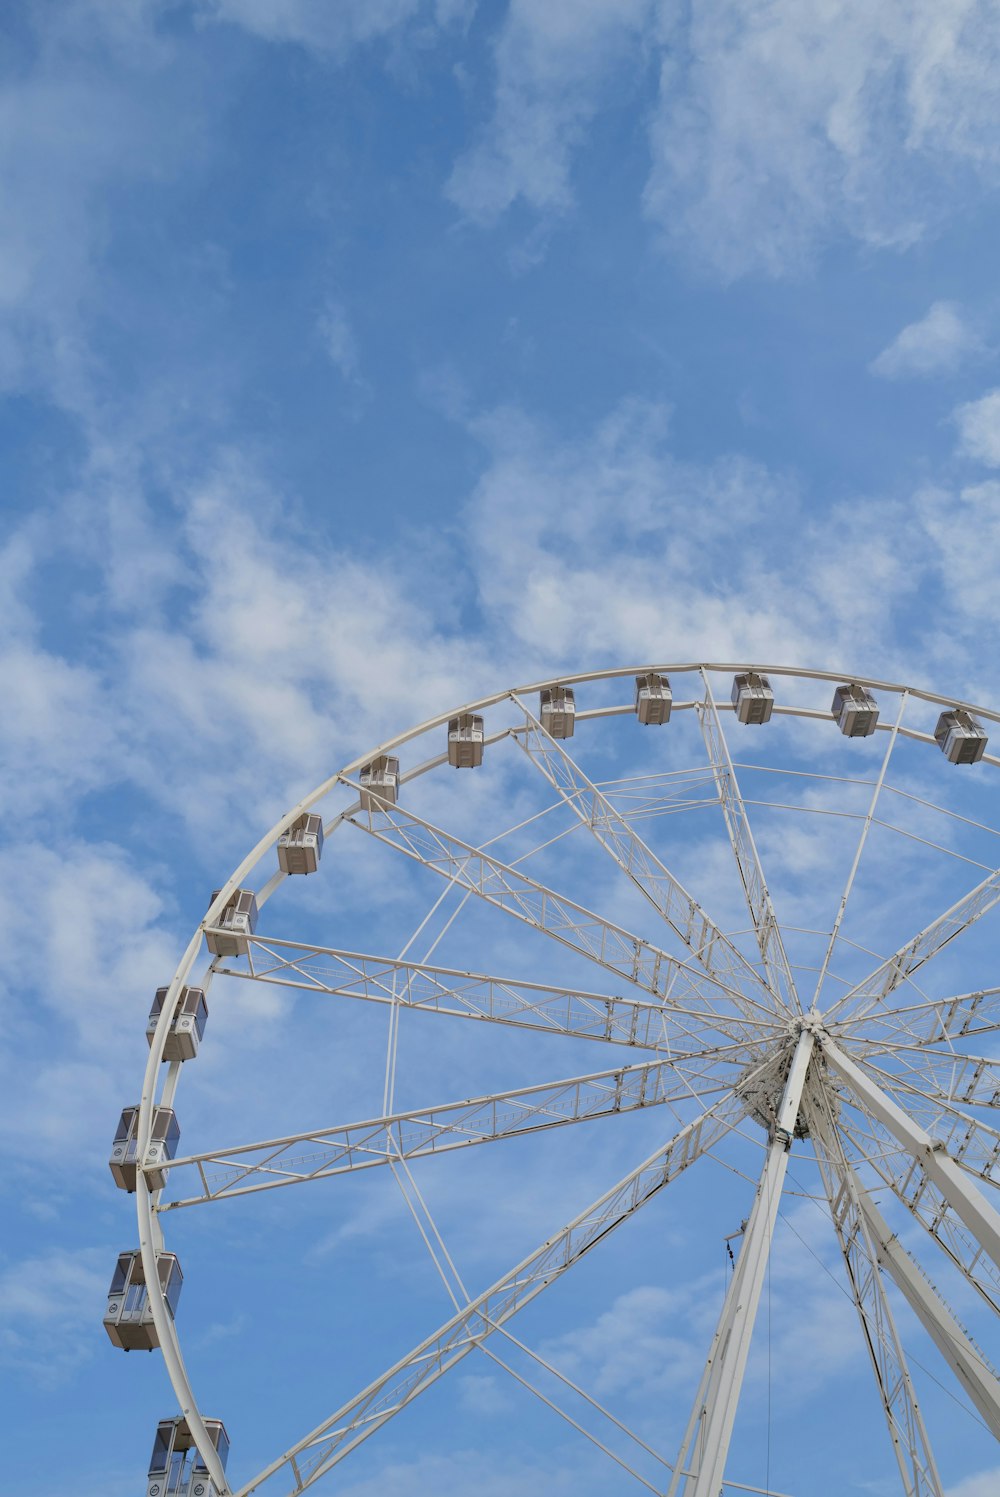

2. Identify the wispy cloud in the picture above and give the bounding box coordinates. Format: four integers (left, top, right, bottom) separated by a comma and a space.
946, 1470, 1000, 1497
197, 0, 450, 55
644, 1, 1000, 278
318, 299, 362, 383
0, 1248, 108, 1385
446, 0, 655, 224
954, 389, 1000, 466
870, 302, 983, 380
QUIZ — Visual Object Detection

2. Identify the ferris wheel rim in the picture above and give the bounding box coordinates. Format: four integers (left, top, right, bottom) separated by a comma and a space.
130, 660, 1000, 1497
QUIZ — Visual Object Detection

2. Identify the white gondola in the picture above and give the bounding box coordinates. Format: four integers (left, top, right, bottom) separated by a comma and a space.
935, 708, 988, 764
360, 755, 400, 809
146, 1417, 229, 1497
635, 672, 672, 725
205, 887, 258, 955
110, 1105, 179, 1192
832, 683, 879, 738
104, 1251, 183, 1351
147, 987, 208, 1063
276, 813, 324, 875
731, 672, 774, 725
447, 713, 485, 768
540, 686, 576, 739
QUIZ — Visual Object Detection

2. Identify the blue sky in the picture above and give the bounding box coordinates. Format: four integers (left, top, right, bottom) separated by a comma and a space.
6, 3, 1000, 1495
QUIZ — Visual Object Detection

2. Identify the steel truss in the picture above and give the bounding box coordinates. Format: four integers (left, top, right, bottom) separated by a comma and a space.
808, 1091, 1000, 1445
237, 1094, 740, 1496
208, 935, 764, 1053
827, 865, 1000, 1028
696, 671, 799, 1011
133, 663, 1000, 1497
509, 689, 782, 1019
807, 1089, 945, 1497
849, 986, 1000, 1052
157, 1049, 747, 1209
339, 782, 780, 1043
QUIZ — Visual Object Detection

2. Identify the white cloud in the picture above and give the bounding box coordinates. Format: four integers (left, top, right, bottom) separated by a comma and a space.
539, 1283, 704, 1398
870, 302, 982, 379
645, 1, 1000, 278
447, 0, 655, 223
462, 397, 915, 679
318, 300, 363, 384
918, 481, 1000, 618
0, 13, 207, 418
946, 1471, 1000, 1497
0, 1247, 108, 1384
0, 643, 116, 815
199, 0, 458, 54
0, 1248, 106, 1325
954, 389, 1000, 467
333, 1449, 585, 1497
458, 1372, 514, 1414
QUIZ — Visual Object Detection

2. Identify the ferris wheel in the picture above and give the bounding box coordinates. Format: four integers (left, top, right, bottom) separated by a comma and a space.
108, 663, 1000, 1497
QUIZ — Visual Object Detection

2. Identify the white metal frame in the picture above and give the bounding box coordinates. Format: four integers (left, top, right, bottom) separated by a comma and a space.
130, 663, 1000, 1497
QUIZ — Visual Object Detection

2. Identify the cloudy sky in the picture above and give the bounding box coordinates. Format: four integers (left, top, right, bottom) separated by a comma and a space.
5, 2, 1000, 1495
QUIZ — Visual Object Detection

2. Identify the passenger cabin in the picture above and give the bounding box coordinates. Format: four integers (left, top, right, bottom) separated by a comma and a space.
277, 813, 324, 875
635, 673, 672, 725
732, 672, 774, 725
832, 683, 879, 738
448, 713, 485, 768
110, 1105, 179, 1192
935, 708, 988, 764
205, 887, 258, 956
360, 755, 400, 810
147, 1417, 230, 1497
104, 1250, 182, 1351
147, 986, 208, 1063
540, 686, 576, 739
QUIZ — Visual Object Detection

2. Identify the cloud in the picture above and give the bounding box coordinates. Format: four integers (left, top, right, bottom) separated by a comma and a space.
458, 1372, 515, 1414
645, 1, 1000, 278
462, 397, 917, 679
954, 389, 1000, 467
539, 1283, 705, 1398
0, 1247, 108, 1385
318, 300, 362, 383
332, 1449, 585, 1497
946, 1471, 1000, 1497
918, 481, 1000, 618
198, 0, 461, 55
870, 302, 983, 379
0, 643, 116, 816
446, 0, 655, 224
0, 7, 209, 418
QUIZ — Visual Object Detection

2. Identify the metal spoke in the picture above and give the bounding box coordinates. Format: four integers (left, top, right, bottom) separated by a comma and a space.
509, 690, 779, 1015
825, 864, 1000, 1027
853, 1063, 1000, 1190
861, 1047, 1000, 1110
823, 1039, 1000, 1272
837, 1106, 1000, 1317
158, 1050, 744, 1209
696, 670, 798, 1012
850, 987, 1000, 1052
806, 1091, 946, 1493
668, 1031, 814, 1497
236, 1093, 741, 1497
210, 935, 773, 1052
339, 785, 780, 1039
811, 690, 908, 1010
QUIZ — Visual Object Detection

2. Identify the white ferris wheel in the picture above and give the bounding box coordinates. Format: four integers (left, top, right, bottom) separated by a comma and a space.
108, 663, 1000, 1497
